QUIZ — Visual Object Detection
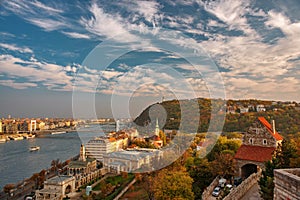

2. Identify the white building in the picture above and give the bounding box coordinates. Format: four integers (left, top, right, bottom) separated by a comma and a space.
240, 107, 249, 113
85, 137, 128, 162
103, 149, 163, 173
125, 129, 139, 140
35, 176, 75, 200
256, 104, 266, 112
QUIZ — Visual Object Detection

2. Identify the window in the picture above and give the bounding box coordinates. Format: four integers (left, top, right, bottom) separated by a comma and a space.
249, 138, 253, 144
263, 139, 267, 145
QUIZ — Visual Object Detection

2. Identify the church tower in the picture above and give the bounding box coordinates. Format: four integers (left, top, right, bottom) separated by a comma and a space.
79, 144, 86, 162
155, 118, 160, 136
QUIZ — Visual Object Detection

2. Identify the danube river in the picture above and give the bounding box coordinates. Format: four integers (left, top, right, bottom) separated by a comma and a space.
0, 123, 115, 189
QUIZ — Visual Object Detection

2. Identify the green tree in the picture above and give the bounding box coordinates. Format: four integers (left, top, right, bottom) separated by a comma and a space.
258, 159, 278, 200
187, 158, 214, 199
274, 139, 298, 168
259, 139, 297, 199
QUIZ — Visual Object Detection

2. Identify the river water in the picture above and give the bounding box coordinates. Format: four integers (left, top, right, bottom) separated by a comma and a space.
0, 123, 116, 190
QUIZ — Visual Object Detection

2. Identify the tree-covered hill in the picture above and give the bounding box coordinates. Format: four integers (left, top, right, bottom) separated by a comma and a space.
134, 98, 300, 136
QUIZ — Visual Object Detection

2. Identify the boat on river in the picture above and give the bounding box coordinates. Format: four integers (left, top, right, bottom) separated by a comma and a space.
51, 131, 66, 135
29, 146, 40, 152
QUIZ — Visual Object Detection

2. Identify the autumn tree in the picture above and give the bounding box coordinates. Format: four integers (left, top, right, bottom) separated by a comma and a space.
3, 184, 15, 193
152, 168, 194, 200
211, 152, 235, 180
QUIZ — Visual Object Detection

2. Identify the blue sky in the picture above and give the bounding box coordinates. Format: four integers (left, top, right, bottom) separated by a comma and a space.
0, 0, 300, 118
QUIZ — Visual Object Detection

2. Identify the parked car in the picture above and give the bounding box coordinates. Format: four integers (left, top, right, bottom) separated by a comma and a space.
218, 177, 226, 188
225, 184, 233, 192
212, 186, 221, 197
234, 177, 242, 186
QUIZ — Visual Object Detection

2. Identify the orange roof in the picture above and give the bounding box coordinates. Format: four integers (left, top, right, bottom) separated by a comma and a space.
235, 145, 276, 162
258, 117, 283, 141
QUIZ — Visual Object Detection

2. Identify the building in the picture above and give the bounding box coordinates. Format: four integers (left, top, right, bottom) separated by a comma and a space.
125, 128, 139, 140
37, 121, 46, 130
234, 117, 283, 178
67, 145, 97, 177
85, 136, 128, 162
67, 144, 100, 188
29, 120, 37, 132
256, 104, 266, 112
0, 120, 2, 133
35, 175, 75, 200
240, 107, 249, 113
103, 148, 163, 173
274, 168, 300, 200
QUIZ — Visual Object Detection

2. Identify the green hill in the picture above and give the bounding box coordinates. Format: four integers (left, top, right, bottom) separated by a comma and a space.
134, 98, 300, 136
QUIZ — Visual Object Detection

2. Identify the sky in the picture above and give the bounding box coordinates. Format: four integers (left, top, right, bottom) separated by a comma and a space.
0, 0, 300, 119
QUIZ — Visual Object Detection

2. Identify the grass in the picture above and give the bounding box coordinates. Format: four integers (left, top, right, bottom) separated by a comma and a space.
120, 181, 149, 200
92, 174, 135, 200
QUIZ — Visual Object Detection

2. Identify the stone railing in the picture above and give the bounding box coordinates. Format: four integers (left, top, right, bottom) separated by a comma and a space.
223, 171, 262, 200
201, 176, 220, 200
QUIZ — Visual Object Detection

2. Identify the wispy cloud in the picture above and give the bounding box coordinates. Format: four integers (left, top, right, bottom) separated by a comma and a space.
80, 2, 138, 42
61, 31, 91, 39
2, 0, 69, 32
0, 43, 33, 53
27, 18, 68, 31
0, 79, 37, 90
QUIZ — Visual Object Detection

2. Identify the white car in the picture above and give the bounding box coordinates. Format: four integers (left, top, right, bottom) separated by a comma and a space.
225, 184, 233, 192
212, 186, 221, 197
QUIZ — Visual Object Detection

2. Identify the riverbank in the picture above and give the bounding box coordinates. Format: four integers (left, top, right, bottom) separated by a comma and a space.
0, 154, 79, 200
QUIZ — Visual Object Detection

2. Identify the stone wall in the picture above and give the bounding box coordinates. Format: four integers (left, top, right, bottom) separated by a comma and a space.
244, 121, 277, 147
235, 159, 264, 177
274, 168, 300, 200
223, 171, 261, 200
201, 176, 219, 200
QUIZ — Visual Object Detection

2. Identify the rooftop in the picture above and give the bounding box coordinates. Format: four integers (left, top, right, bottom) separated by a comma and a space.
45, 175, 74, 184
104, 150, 157, 161
258, 117, 283, 141
234, 145, 276, 162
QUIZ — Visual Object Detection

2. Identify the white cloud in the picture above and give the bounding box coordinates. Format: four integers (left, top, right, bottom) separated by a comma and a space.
0, 79, 37, 90
80, 3, 137, 42
61, 31, 91, 39
118, 0, 161, 24
28, 18, 67, 31
0, 43, 33, 53
198, 0, 255, 35
29, 0, 63, 13
2, 0, 69, 32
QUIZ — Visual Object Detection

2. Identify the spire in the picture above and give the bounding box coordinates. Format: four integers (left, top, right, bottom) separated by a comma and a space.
155, 118, 160, 136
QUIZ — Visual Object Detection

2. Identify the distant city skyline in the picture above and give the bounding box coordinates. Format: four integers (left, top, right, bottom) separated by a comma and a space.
0, 0, 300, 118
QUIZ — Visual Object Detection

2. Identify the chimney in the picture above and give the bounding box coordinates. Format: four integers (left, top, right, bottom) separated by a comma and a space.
272, 120, 276, 134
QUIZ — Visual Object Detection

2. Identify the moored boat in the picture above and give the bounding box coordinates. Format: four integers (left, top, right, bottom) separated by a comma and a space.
0, 138, 6, 143
10, 135, 24, 140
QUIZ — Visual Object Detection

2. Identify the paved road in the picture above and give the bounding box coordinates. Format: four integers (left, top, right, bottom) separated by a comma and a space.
240, 183, 262, 200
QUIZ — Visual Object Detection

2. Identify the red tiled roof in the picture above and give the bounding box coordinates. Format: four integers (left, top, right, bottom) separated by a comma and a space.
258, 117, 283, 141
234, 145, 276, 162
